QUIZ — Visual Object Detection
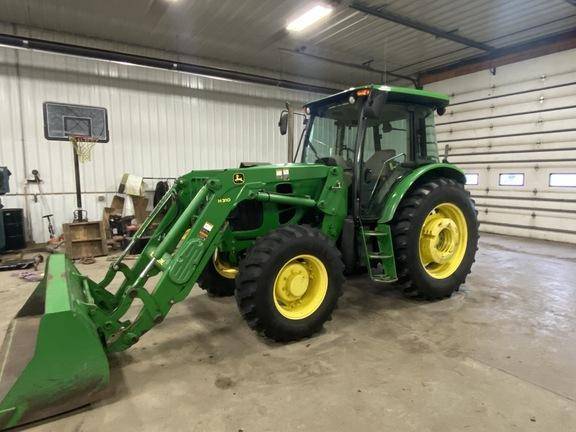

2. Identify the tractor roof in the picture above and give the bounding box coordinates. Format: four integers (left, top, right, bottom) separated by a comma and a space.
304, 84, 450, 110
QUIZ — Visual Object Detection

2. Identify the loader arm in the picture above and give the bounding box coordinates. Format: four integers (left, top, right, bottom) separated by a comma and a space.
87, 164, 346, 352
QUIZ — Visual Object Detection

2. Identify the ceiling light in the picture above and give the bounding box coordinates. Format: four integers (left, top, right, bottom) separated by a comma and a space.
287, 5, 333, 32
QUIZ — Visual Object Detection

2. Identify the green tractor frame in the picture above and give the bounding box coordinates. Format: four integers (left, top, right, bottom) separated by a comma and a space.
0, 84, 478, 428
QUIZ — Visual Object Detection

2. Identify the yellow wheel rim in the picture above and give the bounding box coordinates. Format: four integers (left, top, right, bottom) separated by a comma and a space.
419, 203, 468, 279
273, 254, 328, 320
213, 250, 238, 279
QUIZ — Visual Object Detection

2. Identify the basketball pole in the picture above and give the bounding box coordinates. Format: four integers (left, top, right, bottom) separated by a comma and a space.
73, 146, 82, 210
70, 137, 88, 222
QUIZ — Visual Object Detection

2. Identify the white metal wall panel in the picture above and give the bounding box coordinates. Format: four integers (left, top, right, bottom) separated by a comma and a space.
0, 28, 323, 243
427, 48, 576, 244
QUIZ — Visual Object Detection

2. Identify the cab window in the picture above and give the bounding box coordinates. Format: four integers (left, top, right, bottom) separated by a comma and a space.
415, 106, 438, 161
361, 104, 410, 183
360, 104, 411, 217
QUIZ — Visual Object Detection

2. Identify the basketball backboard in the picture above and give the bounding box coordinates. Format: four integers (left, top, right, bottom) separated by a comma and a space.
43, 102, 109, 142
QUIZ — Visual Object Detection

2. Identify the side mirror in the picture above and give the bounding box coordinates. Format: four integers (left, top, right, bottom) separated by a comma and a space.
278, 111, 288, 136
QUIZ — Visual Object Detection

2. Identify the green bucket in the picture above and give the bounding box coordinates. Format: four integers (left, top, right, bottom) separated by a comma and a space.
0, 254, 109, 429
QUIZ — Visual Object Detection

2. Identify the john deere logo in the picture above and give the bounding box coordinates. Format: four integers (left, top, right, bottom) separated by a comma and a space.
233, 173, 245, 184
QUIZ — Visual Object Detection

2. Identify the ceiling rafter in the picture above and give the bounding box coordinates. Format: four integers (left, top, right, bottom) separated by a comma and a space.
279, 47, 420, 86
419, 28, 576, 84
349, 2, 494, 52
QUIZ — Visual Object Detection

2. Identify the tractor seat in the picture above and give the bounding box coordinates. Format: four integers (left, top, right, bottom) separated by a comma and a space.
364, 150, 397, 182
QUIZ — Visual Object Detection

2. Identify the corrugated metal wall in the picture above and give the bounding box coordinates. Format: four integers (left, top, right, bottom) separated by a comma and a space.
427, 48, 576, 244
0, 26, 322, 243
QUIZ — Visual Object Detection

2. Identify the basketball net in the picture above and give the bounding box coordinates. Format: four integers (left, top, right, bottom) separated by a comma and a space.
69, 135, 97, 163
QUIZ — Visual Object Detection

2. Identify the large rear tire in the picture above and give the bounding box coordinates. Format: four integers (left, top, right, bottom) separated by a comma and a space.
391, 178, 478, 299
235, 225, 344, 342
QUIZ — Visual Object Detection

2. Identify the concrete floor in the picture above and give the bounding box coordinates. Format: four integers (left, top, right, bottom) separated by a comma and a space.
1, 233, 575, 431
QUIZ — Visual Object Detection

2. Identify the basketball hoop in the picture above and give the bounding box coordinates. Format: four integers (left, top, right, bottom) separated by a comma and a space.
69, 135, 97, 163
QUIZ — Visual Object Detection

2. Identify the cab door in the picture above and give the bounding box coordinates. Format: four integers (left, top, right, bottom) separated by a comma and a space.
359, 104, 411, 218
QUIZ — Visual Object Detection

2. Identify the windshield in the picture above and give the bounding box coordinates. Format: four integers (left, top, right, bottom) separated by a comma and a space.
302, 98, 362, 166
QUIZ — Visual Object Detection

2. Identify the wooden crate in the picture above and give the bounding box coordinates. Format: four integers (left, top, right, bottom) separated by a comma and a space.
62, 221, 108, 259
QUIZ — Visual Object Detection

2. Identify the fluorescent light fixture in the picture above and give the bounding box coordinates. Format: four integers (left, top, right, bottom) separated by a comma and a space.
287, 5, 333, 32
111, 60, 136, 67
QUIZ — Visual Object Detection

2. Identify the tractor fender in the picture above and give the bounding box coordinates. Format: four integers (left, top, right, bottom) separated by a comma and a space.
378, 163, 466, 224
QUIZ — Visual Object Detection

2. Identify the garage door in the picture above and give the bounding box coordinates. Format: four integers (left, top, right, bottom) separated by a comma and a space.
427, 48, 576, 244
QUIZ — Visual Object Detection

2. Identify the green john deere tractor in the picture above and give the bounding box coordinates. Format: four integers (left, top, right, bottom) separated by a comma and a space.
0, 85, 478, 428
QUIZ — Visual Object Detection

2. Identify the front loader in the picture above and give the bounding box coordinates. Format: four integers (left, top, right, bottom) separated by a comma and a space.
0, 85, 478, 428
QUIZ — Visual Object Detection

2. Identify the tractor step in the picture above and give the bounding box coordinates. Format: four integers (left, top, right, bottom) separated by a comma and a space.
370, 274, 397, 283
367, 253, 393, 259
363, 231, 387, 237
360, 223, 397, 283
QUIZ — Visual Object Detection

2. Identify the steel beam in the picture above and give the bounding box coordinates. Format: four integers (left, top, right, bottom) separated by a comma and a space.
350, 2, 493, 52
0, 33, 340, 95
420, 29, 576, 84
280, 48, 421, 87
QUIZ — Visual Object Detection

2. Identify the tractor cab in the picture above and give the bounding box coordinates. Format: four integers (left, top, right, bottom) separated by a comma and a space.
300, 85, 449, 219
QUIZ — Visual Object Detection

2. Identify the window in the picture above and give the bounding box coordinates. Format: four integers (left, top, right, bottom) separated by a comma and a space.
550, 173, 576, 187
361, 105, 410, 169
499, 173, 524, 186
424, 114, 438, 160
305, 116, 345, 162
362, 112, 410, 162
361, 104, 410, 218
465, 173, 479, 185
303, 99, 361, 164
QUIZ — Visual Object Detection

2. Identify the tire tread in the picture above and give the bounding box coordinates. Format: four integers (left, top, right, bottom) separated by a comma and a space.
235, 225, 344, 341
391, 178, 479, 300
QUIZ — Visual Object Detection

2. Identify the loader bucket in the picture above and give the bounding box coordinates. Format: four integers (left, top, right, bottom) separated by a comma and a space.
0, 254, 109, 429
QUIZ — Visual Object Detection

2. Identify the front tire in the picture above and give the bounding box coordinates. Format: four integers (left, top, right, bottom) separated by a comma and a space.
235, 225, 344, 342
198, 256, 236, 297
391, 178, 478, 299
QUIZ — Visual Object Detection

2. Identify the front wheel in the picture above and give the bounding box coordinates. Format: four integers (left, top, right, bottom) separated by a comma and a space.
235, 225, 344, 342
391, 178, 479, 299
197, 252, 237, 297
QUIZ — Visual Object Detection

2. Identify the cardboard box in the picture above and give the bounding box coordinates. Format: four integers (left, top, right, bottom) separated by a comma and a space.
131, 196, 150, 224
118, 173, 145, 196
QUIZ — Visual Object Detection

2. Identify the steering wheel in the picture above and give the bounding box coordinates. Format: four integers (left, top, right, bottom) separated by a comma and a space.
340, 145, 354, 160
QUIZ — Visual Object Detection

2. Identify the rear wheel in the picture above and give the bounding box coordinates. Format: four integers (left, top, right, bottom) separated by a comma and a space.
235, 225, 344, 341
391, 178, 478, 299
